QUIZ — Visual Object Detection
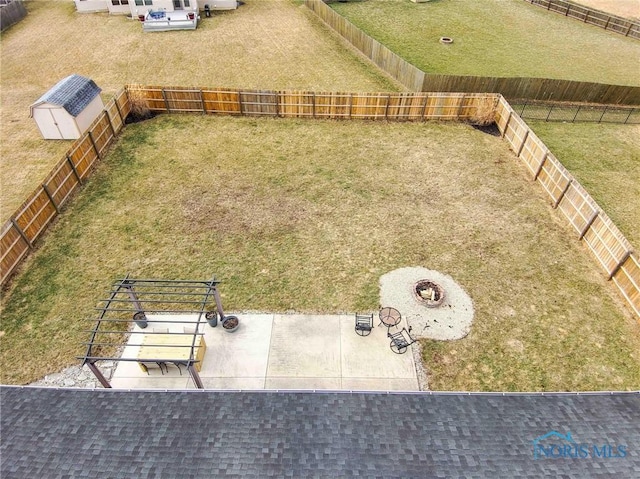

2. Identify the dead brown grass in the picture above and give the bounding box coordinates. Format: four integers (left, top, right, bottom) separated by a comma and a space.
469, 97, 498, 126
574, 0, 640, 20
0, 0, 399, 221
2, 115, 639, 391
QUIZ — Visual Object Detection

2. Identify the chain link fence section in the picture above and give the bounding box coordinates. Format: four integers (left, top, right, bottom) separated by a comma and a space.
511, 101, 640, 124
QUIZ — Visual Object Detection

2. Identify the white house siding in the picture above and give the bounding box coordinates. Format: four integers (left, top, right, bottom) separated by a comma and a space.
108, 3, 131, 15
74, 0, 131, 15
74, 0, 109, 13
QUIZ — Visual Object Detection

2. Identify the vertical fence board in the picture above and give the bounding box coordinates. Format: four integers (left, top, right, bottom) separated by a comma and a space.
0, 221, 30, 284
582, 212, 634, 277
612, 254, 640, 317
557, 180, 598, 235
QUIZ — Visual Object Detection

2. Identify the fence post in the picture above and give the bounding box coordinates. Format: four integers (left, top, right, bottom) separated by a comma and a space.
609, 250, 632, 280
385, 94, 391, 119
67, 155, 83, 186
501, 110, 512, 138
533, 152, 548, 180
42, 183, 60, 215
456, 94, 467, 120
516, 130, 529, 157
572, 105, 581, 123
598, 106, 608, 123
161, 89, 170, 112
420, 93, 429, 120
553, 178, 573, 209
520, 101, 527, 116
545, 104, 554, 122
276, 91, 281, 118
10, 219, 32, 250
312, 92, 316, 119
200, 90, 206, 114
579, 210, 599, 240
114, 98, 125, 125
88, 131, 101, 160
624, 108, 634, 124
105, 110, 117, 139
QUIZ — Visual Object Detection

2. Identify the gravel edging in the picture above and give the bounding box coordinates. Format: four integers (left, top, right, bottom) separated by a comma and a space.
380, 267, 474, 341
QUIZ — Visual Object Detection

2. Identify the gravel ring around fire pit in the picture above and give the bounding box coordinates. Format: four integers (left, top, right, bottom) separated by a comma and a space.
380, 267, 474, 341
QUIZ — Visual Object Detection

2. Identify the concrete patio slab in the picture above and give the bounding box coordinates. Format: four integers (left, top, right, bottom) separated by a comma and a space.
109, 313, 420, 392
199, 313, 273, 378
340, 315, 417, 380
266, 315, 342, 378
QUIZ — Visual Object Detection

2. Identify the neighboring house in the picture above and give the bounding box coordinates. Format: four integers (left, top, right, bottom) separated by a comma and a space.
30, 75, 104, 140
74, 0, 237, 17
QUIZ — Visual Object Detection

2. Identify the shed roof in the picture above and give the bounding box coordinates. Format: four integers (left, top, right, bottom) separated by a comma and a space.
1, 387, 638, 477
30, 74, 102, 117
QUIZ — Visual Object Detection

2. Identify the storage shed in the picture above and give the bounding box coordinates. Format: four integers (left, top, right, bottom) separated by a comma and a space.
30, 74, 104, 140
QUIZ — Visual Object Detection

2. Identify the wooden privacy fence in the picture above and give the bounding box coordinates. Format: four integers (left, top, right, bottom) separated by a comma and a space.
0, 90, 130, 285
130, 85, 498, 120
305, 0, 640, 105
0, 0, 27, 31
1, 85, 638, 319
496, 97, 639, 317
524, 0, 640, 39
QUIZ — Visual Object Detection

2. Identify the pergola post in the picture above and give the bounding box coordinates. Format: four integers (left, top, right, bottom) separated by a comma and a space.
212, 285, 225, 319
188, 365, 204, 389
87, 362, 112, 388
123, 281, 144, 313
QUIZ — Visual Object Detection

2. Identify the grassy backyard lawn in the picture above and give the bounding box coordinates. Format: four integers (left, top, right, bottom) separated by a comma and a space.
330, 0, 640, 85
1, 114, 639, 391
0, 0, 398, 222
527, 122, 640, 248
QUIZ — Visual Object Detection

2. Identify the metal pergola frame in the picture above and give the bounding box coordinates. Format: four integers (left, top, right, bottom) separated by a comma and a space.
79, 274, 225, 389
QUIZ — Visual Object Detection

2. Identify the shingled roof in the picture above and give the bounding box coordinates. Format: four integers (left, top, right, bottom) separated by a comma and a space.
1, 387, 638, 478
30, 74, 101, 117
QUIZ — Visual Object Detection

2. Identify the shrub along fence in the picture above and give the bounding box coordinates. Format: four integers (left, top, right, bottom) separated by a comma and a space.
1, 85, 638, 319
305, 0, 640, 105
524, 0, 640, 39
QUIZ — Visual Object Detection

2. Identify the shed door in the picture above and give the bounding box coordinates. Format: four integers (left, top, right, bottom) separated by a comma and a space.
50, 108, 78, 139
45, 109, 64, 139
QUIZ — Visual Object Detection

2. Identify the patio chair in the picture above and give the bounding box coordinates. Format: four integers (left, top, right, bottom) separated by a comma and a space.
388, 326, 417, 354
354, 313, 374, 336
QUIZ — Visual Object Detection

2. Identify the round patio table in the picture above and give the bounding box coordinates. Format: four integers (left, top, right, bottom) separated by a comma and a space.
379, 307, 401, 329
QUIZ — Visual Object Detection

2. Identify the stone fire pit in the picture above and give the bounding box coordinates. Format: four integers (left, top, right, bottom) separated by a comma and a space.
380, 267, 474, 341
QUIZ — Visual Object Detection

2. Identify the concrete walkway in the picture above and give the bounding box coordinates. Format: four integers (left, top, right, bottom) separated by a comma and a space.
110, 314, 419, 391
